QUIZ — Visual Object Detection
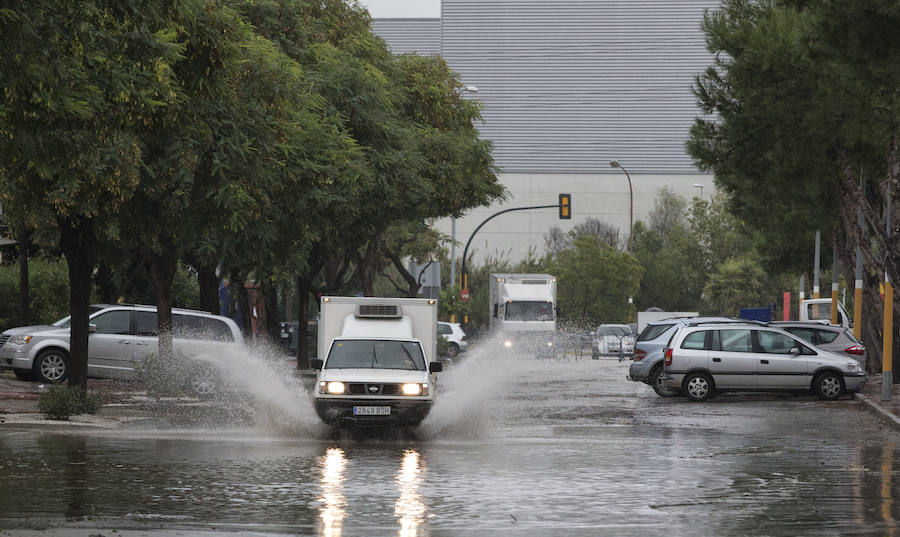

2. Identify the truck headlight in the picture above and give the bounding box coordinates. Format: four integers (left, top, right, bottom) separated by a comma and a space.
402, 383, 423, 396
324, 381, 345, 394
8, 335, 32, 345
504, 339, 513, 348
547, 340, 553, 347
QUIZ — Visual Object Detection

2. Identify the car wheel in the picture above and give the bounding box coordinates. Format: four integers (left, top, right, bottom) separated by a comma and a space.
649, 364, 680, 397
814, 371, 844, 401
447, 343, 460, 358
683, 372, 714, 402
33, 349, 68, 383
13, 370, 35, 381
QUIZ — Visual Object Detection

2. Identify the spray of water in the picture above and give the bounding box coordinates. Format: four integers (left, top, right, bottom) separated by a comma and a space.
417, 334, 520, 439
181, 342, 328, 437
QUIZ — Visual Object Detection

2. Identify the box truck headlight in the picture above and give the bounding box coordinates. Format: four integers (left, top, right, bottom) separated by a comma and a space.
504, 339, 513, 348
319, 381, 345, 394
402, 383, 424, 396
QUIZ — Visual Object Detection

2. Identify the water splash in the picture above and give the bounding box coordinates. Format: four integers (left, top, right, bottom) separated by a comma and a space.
418, 334, 518, 439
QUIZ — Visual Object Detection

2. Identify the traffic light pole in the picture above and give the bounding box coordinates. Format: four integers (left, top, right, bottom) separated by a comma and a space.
459, 204, 559, 293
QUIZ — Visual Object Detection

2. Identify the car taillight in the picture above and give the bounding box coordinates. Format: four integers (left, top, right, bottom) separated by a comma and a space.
664, 348, 673, 366
844, 345, 865, 355
461, 335, 467, 341
634, 348, 647, 361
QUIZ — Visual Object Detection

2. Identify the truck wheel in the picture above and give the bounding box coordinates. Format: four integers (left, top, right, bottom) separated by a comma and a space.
33, 349, 69, 383
649, 364, 680, 397
446, 343, 460, 358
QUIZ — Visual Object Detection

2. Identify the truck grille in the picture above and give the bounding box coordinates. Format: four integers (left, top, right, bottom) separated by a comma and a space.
356, 304, 401, 318
347, 383, 402, 395
0, 335, 9, 348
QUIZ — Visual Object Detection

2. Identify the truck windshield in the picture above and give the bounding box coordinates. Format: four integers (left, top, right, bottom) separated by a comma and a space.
325, 340, 426, 370
505, 301, 554, 321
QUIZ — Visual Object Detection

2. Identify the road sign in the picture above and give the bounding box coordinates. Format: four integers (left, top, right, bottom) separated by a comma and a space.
461, 288, 469, 302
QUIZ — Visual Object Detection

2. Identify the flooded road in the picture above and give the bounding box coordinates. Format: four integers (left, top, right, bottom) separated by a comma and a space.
1, 345, 899, 536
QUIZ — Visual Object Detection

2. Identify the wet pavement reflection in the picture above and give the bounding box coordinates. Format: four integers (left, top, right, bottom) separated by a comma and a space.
2, 346, 900, 536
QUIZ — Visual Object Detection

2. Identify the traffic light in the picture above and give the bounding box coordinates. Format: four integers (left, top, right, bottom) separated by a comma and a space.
559, 193, 571, 219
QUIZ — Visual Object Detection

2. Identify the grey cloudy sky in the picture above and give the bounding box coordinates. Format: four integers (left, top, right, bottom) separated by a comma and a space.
358, 0, 441, 18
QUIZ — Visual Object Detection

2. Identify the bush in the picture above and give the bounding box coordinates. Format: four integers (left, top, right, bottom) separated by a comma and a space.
38, 385, 101, 420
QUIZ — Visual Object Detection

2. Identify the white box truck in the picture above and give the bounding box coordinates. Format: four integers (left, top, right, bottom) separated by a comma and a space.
799, 298, 851, 329
311, 296, 443, 427
488, 273, 557, 357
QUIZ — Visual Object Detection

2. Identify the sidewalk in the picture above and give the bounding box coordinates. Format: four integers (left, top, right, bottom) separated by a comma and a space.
857, 374, 900, 430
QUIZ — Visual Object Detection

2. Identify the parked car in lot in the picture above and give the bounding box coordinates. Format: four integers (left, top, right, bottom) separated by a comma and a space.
767, 321, 866, 369
0, 304, 243, 384
629, 316, 745, 396
661, 323, 866, 402
592, 324, 635, 359
438, 321, 468, 358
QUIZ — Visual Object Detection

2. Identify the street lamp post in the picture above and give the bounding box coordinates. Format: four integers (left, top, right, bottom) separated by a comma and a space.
609, 160, 633, 248
693, 183, 704, 200
450, 85, 480, 290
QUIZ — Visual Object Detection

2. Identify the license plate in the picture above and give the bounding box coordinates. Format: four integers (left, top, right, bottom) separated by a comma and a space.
353, 406, 391, 416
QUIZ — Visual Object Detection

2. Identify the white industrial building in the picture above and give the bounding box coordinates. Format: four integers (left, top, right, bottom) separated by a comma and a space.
370, 0, 719, 270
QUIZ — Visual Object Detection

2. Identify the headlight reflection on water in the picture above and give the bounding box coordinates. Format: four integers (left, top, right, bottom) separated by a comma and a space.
318, 447, 347, 537
395, 449, 426, 537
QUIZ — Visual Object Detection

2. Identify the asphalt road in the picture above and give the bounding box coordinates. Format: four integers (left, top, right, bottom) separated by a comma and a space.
1, 349, 900, 536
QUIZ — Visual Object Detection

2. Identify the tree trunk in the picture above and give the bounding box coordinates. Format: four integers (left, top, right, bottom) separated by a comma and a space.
197, 261, 220, 315
58, 218, 97, 391
262, 280, 280, 343
148, 241, 177, 361
17, 227, 29, 326
296, 276, 311, 370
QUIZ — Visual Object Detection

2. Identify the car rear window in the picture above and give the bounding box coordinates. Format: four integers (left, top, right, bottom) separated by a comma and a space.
638, 323, 675, 342
815, 329, 840, 344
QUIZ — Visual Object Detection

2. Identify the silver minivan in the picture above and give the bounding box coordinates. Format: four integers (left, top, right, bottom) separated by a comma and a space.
0, 304, 243, 383
662, 323, 866, 402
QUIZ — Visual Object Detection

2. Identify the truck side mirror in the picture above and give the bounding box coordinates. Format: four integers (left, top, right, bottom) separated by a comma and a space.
429, 361, 443, 373
310, 359, 324, 370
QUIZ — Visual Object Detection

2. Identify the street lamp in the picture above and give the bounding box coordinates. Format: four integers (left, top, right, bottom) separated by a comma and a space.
693, 183, 704, 200
609, 160, 633, 248
450, 84, 480, 289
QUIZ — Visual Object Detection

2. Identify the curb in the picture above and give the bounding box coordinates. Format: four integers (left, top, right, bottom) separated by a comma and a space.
857, 393, 900, 431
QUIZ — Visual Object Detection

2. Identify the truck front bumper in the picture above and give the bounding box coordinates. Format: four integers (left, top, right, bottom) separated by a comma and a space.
313, 398, 433, 428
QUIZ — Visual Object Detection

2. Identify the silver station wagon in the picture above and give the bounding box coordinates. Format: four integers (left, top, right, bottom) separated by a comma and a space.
661, 323, 866, 402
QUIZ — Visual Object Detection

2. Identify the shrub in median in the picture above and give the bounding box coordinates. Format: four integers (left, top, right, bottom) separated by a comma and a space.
38, 385, 101, 420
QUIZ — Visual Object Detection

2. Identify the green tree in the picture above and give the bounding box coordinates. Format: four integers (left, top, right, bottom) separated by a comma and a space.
703, 256, 767, 317
687, 0, 900, 365
0, 2, 183, 389
550, 237, 642, 326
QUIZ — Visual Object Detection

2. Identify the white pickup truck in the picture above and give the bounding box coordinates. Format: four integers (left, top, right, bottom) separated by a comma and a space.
799, 298, 851, 329
310, 296, 443, 427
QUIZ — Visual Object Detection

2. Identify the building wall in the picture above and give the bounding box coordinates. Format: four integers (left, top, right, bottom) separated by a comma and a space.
370, 1, 720, 264
370, 18, 441, 55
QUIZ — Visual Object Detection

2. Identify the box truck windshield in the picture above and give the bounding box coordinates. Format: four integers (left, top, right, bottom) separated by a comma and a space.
506, 301, 554, 321
326, 340, 426, 371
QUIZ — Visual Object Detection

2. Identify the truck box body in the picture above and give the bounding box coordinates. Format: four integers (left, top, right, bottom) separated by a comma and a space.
489, 273, 557, 355
313, 296, 441, 427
